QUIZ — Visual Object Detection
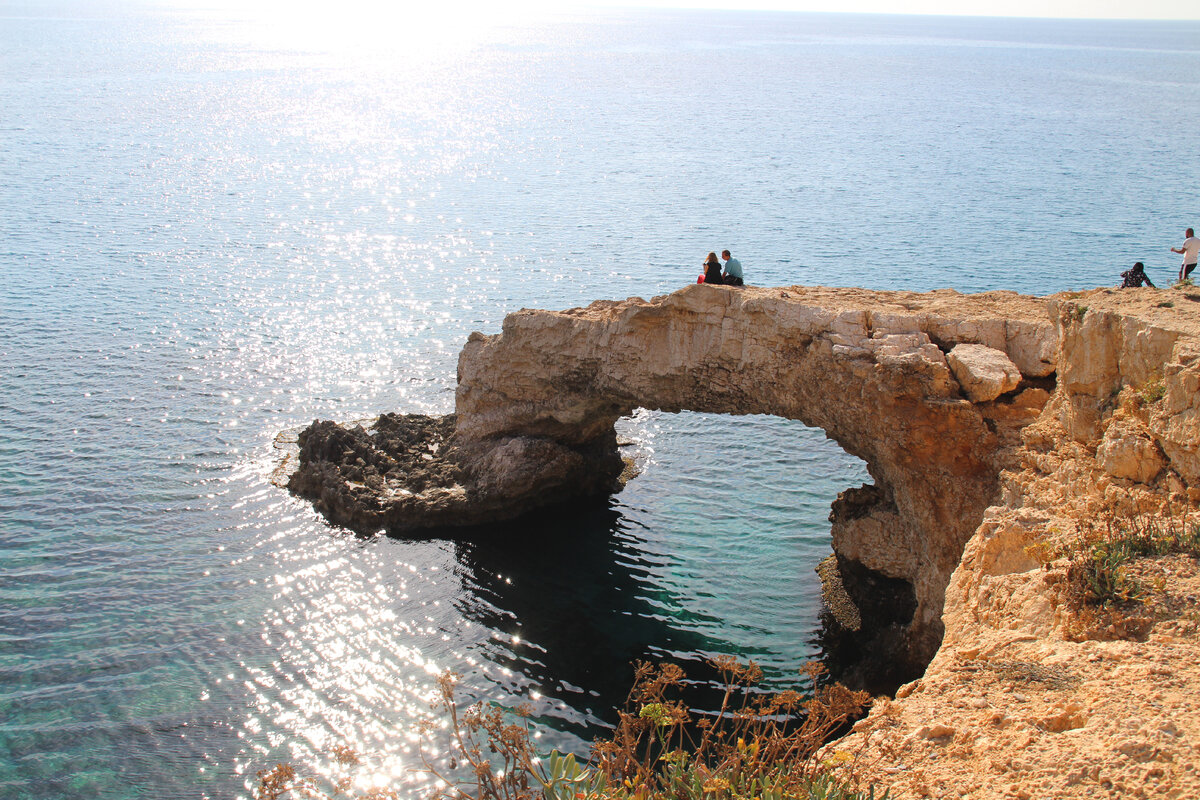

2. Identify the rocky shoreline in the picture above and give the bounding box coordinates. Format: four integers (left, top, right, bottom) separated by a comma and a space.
285, 283, 1200, 798
287, 412, 625, 534
824, 287, 1200, 799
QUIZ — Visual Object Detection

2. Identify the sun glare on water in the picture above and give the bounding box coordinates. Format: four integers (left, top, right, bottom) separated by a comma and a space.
191, 0, 569, 54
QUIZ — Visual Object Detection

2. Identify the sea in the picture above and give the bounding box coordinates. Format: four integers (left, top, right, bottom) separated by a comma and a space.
2, 1, 1198, 797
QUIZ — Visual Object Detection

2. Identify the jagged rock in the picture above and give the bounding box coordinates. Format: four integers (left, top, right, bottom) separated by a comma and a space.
287, 413, 624, 533
946, 342, 1023, 402
916, 723, 956, 740
829, 484, 913, 580
831, 288, 1200, 800
816, 555, 861, 631
1096, 416, 1166, 484
288, 285, 1200, 800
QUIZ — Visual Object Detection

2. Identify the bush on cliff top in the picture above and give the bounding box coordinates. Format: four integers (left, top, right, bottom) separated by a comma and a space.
1069, 513, 1200, 608
255, 658, 885, 800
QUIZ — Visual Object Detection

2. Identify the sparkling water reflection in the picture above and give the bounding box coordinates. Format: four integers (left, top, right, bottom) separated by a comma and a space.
219, 413, 866, 797
3, 3, 1200, 798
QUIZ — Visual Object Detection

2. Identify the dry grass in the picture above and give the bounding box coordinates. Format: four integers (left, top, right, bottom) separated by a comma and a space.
1060, 512, 1200, 642
256, 658, 888, 800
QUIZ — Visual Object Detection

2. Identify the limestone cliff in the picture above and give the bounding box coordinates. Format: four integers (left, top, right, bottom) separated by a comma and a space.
829, 287, 1200, 800
451, 285, 1059, 679
288, 283, 1200, 797
292, 285, 1060, 678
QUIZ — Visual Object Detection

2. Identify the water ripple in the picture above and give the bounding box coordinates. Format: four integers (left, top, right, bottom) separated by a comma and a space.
4, 5, 1200, 798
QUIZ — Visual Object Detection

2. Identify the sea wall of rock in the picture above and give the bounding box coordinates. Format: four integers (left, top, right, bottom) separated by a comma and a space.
452, 285, 1067, 677
831, 289, 1200, 799
935, 292, 1200, 667
292, 284, 1065, 677
287, 283, 1200, 796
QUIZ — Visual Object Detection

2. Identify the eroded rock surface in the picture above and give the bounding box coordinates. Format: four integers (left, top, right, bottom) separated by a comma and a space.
287, 412, 624, 532
828, 286, 1200, 799
291, 284, 1061, 677
947, 343, 1023, 402
288, 283, 1200, 798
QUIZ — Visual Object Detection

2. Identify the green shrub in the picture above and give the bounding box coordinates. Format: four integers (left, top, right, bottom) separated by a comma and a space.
1077, 538, 1144, 605
1070, 514, 1200, 607
1138, 377, 1166, 404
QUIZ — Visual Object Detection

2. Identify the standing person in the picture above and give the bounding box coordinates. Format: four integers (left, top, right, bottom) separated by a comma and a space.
1171, 227, 1199, 282
702, 252, 724, 285
721, 250, 744, 286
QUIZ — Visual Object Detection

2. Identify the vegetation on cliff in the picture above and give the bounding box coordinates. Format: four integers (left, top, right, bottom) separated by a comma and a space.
1062, 512, 1200, 644
254, 658, 886, 800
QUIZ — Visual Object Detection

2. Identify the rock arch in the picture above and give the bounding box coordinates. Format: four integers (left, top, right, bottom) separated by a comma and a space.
290, 284, 1059, 677
454, 285, 1057, 674
290, 287, 1200, 790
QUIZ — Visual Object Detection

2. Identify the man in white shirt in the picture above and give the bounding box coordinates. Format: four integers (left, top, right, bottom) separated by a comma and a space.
1172, 227, 1199, 282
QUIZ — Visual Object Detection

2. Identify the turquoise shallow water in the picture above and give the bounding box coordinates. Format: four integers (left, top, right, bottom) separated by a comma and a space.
2, 3, 1200, 797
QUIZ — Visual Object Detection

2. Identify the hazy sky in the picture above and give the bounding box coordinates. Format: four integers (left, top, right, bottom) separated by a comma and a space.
195, 0, 1200, 22
588, 0, 1199, 20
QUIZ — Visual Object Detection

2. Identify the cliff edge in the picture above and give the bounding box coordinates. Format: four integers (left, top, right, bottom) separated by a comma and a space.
288, 283, 1200, 797
827, 286, 1200, 799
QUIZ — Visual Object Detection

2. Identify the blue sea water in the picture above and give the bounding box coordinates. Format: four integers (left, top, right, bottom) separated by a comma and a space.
2, 2, 1199, 797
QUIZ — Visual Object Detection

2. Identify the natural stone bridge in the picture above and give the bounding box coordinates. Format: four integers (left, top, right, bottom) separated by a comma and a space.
292, 283, 1200, 792
289, 284, 1065, 678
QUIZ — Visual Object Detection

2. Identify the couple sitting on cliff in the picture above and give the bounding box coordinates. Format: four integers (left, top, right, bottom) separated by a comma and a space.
700, 250, 744, 286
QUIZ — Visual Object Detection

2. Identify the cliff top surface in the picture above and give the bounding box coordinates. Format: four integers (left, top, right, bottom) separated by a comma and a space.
1056, 284, 1200, 339
522, 283, 1200, 342
288, 280, 1200, 799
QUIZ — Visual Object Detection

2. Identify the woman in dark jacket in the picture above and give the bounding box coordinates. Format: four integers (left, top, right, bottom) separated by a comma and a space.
1119, 261, 1155, 288
702, 252, 724, 285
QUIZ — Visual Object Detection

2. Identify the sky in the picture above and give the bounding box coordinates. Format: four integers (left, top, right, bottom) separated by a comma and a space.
586, 0, 1199, 19
183, 0, 1200, 22
619, 0, 1200, 19
593, 0, 1199, 20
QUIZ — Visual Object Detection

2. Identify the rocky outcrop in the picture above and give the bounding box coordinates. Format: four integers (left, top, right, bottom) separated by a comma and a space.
828, 287, 1200, 799
288, 283, 1200, 797
291, 285, 1062, 677
287, 413, 624, 533
947, 343, 1023, 403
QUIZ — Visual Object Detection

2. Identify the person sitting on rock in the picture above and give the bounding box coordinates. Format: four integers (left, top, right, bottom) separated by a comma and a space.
721, 250, 744, 286
701, 252, 724, 285
1119, 261, 1155, 289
